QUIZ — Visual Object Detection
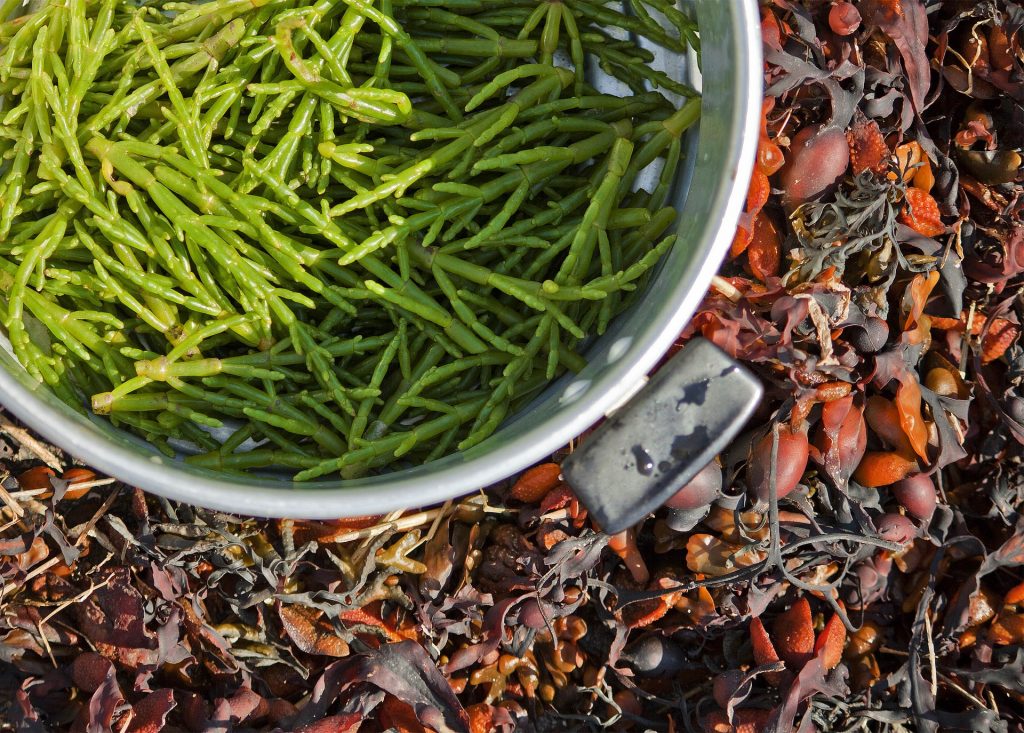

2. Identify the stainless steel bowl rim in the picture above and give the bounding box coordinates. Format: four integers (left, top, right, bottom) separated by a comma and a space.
0, 0, 763, 518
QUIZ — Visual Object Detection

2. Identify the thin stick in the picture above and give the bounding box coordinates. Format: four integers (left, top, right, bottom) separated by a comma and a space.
6, 478, 118, 505
61, 477, 116, 494
329, 496, 493, 544
72, 485, 122, 545
37, 619, 57, 668
925, 611, 938, 698
423, 498, 451, 543
878, 646, 910, 657
0, 479, 26, 519
40, 576, 112, 625
960, 299, 978, 375
358, 508, 405, 553
711, 275, 743, 302
19, 497, 50, 518
0, 412, 63, 470
5, 488, 50, 500
539, 508, 572, 522
937, 672, 989, 710
22, 556, 61, 583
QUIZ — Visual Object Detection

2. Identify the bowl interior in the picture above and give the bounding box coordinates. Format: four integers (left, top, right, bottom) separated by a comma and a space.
0, 0, 762, 518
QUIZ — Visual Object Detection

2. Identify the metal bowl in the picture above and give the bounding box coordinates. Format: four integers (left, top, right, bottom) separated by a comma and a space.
0, 0, 762, 518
